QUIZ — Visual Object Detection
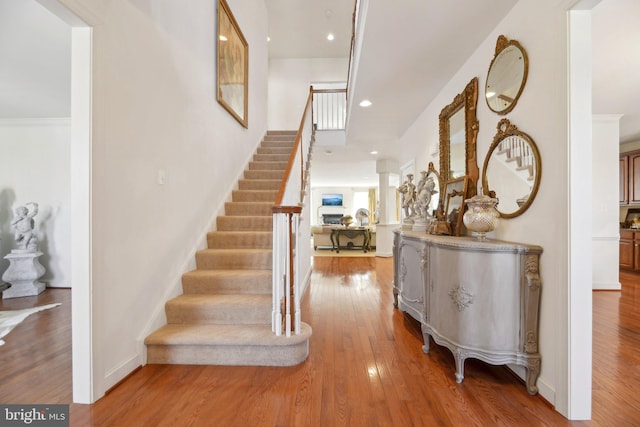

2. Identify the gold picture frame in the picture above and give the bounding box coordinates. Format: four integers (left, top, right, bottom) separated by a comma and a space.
217, 0, 248, 128
444, 176, 469, 237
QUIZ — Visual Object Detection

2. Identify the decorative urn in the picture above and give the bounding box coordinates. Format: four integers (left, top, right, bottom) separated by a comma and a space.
463, 195, 499, 240
340, 215, 354, 227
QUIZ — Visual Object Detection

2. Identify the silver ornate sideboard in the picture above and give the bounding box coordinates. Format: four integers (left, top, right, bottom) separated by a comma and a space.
393, 229, 542, 395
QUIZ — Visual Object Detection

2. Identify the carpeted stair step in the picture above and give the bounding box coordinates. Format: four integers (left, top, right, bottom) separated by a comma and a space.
165, 294, 271, 324
253, 153, 291, 162
145, 323, 312, 366
264, 133, 296, 140
248, 160, 288, 171
144, 129, 310, 368
216, 216, 271, 231
232, 190, 278, 202
261, 140, 295, 147
257, 146, 292, 155
206, 231, 272, 249
181, 269, 271, 294
266, 130, 296, 135
237, 179, 281, 191
195, 248, 272, 270
243, 169, 285, 180
224, 201, 273, 216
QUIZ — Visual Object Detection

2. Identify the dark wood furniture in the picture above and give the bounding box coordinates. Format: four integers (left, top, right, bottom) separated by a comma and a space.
330, 227, 371, 252
620, 150, 640, 205
619, 229, 640, 271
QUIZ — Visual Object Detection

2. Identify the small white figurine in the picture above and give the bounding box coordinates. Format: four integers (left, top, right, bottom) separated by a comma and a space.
11, 202, 39, 251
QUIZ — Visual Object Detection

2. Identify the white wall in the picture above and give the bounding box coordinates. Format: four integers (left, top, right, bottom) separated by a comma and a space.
0, 119, 71, 287
58, 0, 269, 398
268, 58, 349, 130
592, 115, 622, 290
396, 0, 575, 413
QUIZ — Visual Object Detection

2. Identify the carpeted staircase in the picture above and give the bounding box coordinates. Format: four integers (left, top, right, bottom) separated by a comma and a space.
145, 131, 311, 366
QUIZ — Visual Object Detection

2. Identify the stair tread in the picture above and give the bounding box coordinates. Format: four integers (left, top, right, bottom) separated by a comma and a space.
197, 248, 272, 254
145, 323, 312, 346
168, 293, 271, 306
144, 130, 311, 366
184, 269, 271, 278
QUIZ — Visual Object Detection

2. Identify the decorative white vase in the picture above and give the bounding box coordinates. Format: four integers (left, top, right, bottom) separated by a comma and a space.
463, 195, 499, 240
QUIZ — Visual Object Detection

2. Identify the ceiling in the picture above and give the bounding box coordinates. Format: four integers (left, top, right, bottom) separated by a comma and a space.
0, 0, 71, 118
1, 0, 638, 187
268, 0, 640, 188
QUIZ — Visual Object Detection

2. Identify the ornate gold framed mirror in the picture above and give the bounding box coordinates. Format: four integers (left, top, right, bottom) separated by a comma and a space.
485, 35, 528, 115
439, 77, 479, 200
482, 119, 541, 218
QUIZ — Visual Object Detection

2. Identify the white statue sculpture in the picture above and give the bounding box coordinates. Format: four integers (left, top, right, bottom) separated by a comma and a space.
419, 177, 438, 220
11, 202, 39, 252
398, 174, 417, 219
3, 201, 46, 298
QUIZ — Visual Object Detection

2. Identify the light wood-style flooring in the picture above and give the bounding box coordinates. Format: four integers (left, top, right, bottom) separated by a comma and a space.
1, 258, 639, 425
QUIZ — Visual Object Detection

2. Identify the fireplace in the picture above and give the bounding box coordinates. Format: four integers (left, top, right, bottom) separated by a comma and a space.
322, 214, 343, 225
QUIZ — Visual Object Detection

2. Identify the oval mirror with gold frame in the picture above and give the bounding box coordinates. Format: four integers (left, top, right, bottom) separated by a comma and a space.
482, 119, 541, 218
485, 35, 528, 115
439, 77, 479, 200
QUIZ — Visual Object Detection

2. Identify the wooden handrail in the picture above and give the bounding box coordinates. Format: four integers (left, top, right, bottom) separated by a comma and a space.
346, 0, 359, 100
273, 86, 314, 209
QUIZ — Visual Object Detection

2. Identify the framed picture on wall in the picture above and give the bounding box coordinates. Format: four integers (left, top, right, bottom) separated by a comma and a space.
217, 0, 248, 128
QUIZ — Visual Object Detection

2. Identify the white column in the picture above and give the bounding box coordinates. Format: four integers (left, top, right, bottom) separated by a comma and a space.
378, 171, 390, 224
375, 159, 399, 257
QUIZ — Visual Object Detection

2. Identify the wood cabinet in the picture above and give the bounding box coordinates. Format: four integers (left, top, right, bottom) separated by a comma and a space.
619, 230, 640, 271
393, 230, 542, 395
621, 156, 629, 204
620, 150, 640, 205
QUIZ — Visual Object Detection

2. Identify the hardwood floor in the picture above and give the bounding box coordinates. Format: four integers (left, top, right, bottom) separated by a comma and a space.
1, 260, 639, 425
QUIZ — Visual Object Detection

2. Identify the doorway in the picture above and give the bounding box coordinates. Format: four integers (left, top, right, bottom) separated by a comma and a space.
33, 0, 94, 404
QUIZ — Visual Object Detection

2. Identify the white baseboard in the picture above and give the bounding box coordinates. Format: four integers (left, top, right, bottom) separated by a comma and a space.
593, 281, 621, 290
375, 251, 393, 257
508, 364, 555, 408
103, 352, 143, 392
45, 281, 70, 288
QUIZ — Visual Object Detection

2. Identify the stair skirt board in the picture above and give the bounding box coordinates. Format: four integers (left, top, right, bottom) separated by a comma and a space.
144, 131, 310, 367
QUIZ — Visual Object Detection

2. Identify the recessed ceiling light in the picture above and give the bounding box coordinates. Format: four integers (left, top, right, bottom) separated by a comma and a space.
359, 100, 372, 107
267, 36, 271, 42
327, 33, 335, 41
370, 151, 378, 155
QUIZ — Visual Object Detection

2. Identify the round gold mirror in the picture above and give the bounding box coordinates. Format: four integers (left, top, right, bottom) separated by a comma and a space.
485, 35, 528, 115
482, 119, 541, 218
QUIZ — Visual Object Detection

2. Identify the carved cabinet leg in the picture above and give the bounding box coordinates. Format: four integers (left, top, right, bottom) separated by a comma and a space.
421, 325, 430, 353
525, 359, 541, 395
454, 349, 466, 384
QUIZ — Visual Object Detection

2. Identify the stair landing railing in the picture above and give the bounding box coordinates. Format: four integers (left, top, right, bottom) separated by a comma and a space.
272, 86, 314, 337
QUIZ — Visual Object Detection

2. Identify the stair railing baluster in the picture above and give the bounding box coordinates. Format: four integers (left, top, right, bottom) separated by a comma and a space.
272, 86, 315, 336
